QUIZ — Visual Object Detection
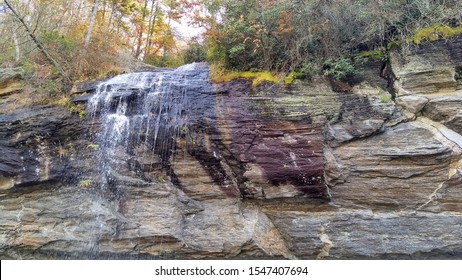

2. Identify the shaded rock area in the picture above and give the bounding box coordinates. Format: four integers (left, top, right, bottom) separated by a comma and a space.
1, 37, 462, 259
0, 106, 89, 190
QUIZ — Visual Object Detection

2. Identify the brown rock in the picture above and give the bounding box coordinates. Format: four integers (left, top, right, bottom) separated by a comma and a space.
390, 36, 462, 95
329, 122, 455, 210
395, 95, 429, 115
0, 68, 22, 97
422, 91, 462, 134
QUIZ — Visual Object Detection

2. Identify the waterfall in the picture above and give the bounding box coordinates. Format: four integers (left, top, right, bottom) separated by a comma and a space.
73, 63, 213, 258
85, 62, 212, 190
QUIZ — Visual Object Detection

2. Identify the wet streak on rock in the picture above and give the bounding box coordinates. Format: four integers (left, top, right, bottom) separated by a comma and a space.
75, 69, 328, 200
214, 80, 327, 199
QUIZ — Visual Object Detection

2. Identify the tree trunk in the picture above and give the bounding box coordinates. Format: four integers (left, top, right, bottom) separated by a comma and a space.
11, 17, 20, 62
134, 0, 149, 59
145, 0, 159, 59
84, 0, 100, 49
107, 1, 115, 30
3, 0, 71, 84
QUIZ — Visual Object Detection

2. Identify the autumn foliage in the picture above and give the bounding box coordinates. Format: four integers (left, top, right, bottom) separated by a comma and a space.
0, 0, 194, 84
1, 0, 462, 94
202, 0, 462, 74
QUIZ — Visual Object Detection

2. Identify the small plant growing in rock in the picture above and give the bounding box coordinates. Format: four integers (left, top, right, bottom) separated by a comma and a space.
57, 143, 75, 158
181, 126, 188, 135
78, 179, 92, 188
57, 146, 68, 158
380, 93, 392, 103
157, 175, 166, 184
87, 143, 100, 150
69, 103, 86, 118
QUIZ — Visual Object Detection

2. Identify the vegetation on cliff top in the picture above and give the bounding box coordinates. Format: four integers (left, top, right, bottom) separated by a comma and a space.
0, 0, 462, 105
201, 0, 461, 72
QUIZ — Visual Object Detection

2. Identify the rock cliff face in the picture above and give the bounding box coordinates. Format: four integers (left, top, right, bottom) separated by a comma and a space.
0, 37, 461, 259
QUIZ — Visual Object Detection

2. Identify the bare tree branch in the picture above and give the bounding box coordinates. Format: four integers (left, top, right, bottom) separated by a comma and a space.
3, 0, 71, 85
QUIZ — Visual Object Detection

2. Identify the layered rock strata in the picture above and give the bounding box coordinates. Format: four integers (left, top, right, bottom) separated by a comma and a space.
0, 37, 461, 259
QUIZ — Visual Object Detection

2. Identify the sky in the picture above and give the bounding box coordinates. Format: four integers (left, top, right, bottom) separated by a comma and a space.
171, 17, 205, 41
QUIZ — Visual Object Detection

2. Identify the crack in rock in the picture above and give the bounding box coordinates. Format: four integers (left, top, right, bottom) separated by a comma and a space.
413, 117, 462, 210
316, 223, 333, 259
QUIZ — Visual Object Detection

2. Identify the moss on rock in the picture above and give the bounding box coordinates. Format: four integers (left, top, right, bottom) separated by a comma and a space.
411, 24, 462, 45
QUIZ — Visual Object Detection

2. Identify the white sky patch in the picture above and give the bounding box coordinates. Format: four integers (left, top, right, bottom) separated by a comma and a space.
171, 17, 205, 42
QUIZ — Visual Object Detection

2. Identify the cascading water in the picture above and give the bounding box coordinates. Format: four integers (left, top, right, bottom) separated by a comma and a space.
86, 63, 211, 190
78, 63, 214, 258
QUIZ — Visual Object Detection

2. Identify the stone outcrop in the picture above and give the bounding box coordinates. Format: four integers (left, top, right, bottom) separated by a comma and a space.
422, 92, 462, 134
391, 36, 462, 96
328, 122, 458, 209
1, 38, 462, 259
0, 68, 24, 114
0, 68, 22, 97
0, 106, 88, 190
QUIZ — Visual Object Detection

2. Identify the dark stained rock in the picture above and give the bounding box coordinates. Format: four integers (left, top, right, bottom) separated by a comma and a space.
0, 106, 88, 189
209, 79, 333, 199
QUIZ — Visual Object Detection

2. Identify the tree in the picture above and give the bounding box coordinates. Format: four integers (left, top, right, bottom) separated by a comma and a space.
84, 0, 101, 49
10, 16, 20, 62
3, 0, 71, 84
201, 0, 462, 73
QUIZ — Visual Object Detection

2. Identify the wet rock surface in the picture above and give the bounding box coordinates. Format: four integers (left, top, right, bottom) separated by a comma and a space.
1, 46, 462, 259
0, 106, 88, 189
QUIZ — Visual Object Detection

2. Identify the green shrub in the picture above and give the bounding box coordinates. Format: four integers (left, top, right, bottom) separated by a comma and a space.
183, 38, 207, 63
323, 57, 357, 80
207, 41, 227, 65
40, 31, 77, 52
299, 62, 321, 79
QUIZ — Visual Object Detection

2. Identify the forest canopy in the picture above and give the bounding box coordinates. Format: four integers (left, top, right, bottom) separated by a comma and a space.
203, 0, 462, 73
1, 0, 462, 87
